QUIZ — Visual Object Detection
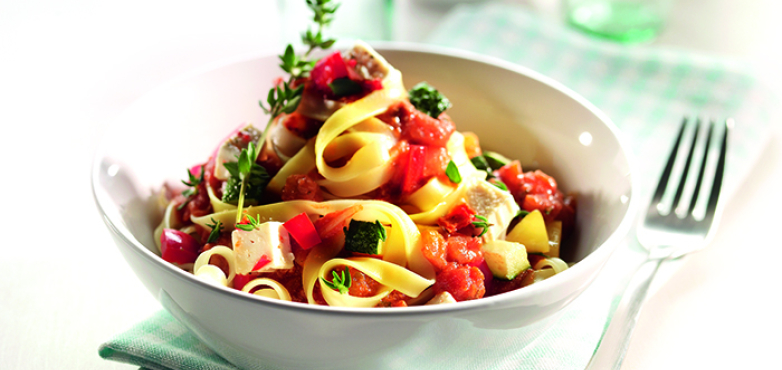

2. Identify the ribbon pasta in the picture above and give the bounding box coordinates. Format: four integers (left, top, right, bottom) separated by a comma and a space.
241, 278, 292, 301
317, 258, 434, 307
193, 246, 237, 287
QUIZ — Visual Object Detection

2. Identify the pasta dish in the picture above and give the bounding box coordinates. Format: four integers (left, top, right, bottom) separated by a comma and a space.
153, 39, 576, 308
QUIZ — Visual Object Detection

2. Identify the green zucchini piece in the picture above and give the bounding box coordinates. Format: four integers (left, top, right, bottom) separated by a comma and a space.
344, 220, 386, 255
483, 151, 512, 171
481, 240, 530, 280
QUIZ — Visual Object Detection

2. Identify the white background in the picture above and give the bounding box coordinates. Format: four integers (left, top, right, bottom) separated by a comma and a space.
1, 0, 780, 369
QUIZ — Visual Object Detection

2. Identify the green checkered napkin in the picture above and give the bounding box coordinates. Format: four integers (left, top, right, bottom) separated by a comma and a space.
99, 3, 778, 370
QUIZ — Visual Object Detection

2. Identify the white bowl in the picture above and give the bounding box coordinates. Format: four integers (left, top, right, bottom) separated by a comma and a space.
92, 42, 638, 370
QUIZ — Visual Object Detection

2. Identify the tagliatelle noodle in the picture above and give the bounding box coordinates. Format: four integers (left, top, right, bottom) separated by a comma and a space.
241, 278, 292, 301
193, 246, 237, 287
318, 257, 434, 308
533, 268, 557, 283
313, 68, 406, 197
533, 257, 569, 274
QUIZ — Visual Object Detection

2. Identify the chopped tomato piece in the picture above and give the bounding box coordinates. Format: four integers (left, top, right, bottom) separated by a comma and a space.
283, 112, 321, 139
433, 264, 485, 302
313, 204, 363, 240
347, 267, 383, 297
377, 100, 455, 147
310, 51, 350, 93
437, 203, 476, 234
281, 174, 323, 201
422, 146, 448, 179
445, 235, 483, 265
494, 160, 525, 204
401, 110, 455, 147
283, 213, 322, 250
401, 144, 426, 194
521, 170, 564, 221
362, 78, 383, 92
420, 227, 448, 272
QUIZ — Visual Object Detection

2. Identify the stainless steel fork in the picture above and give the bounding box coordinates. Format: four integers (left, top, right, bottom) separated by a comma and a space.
585, 117, 732, 370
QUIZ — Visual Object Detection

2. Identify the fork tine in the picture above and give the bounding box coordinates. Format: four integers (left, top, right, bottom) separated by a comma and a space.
687, 120, 715, 214
651, 117, 688, 205
671, 118, 701, 210
704, 119, 730, 220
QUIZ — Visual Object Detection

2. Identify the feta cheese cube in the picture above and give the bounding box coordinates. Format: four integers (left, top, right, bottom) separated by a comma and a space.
464, 179, 520, 242
232, 221, 294, 274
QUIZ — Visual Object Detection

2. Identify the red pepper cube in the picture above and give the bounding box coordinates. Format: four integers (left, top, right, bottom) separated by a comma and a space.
252, 255, 271, 271
283, 213, 322, 250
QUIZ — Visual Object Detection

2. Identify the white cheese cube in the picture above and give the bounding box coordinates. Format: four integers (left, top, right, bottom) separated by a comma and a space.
232, 221, 294, 274
464, 179, 520, 242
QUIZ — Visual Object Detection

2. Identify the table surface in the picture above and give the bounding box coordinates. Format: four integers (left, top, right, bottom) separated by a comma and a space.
1, 1, 780, 369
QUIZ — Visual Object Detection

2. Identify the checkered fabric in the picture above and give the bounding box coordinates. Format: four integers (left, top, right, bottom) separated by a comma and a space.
99, 3, 778, 370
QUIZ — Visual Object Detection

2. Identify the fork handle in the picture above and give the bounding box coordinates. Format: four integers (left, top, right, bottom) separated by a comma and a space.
585, 257, 667, 370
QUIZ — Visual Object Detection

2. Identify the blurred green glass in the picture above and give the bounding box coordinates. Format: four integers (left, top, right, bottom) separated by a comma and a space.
564, 0, 673, 43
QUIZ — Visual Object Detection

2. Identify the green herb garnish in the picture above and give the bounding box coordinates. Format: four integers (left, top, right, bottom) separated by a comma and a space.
205, 218, 223, 244
260, 0, 339, 119
515, 210, 530, 219
472, 214, 492, 237
248, 0, 339, 224
222, 143, 272, 223
483, 151, 511, 171
177, 165, 205, 210
321, 266, 351, 294
408, 81, 451, 118
491, 180, 508, 191
445, 160, 461, 184
470, 155, 490, 172
302, 0, 339, 53
236, 213, 263, 232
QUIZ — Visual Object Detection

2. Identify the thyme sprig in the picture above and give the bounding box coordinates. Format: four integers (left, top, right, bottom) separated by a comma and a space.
236, 213, 263, 232
205, 218, 223, 244
302, 0, 339, 55
472, 215, 493, 237
178, 165, 205, 210
245, 0, 339, 223
321, 266, 351, 294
